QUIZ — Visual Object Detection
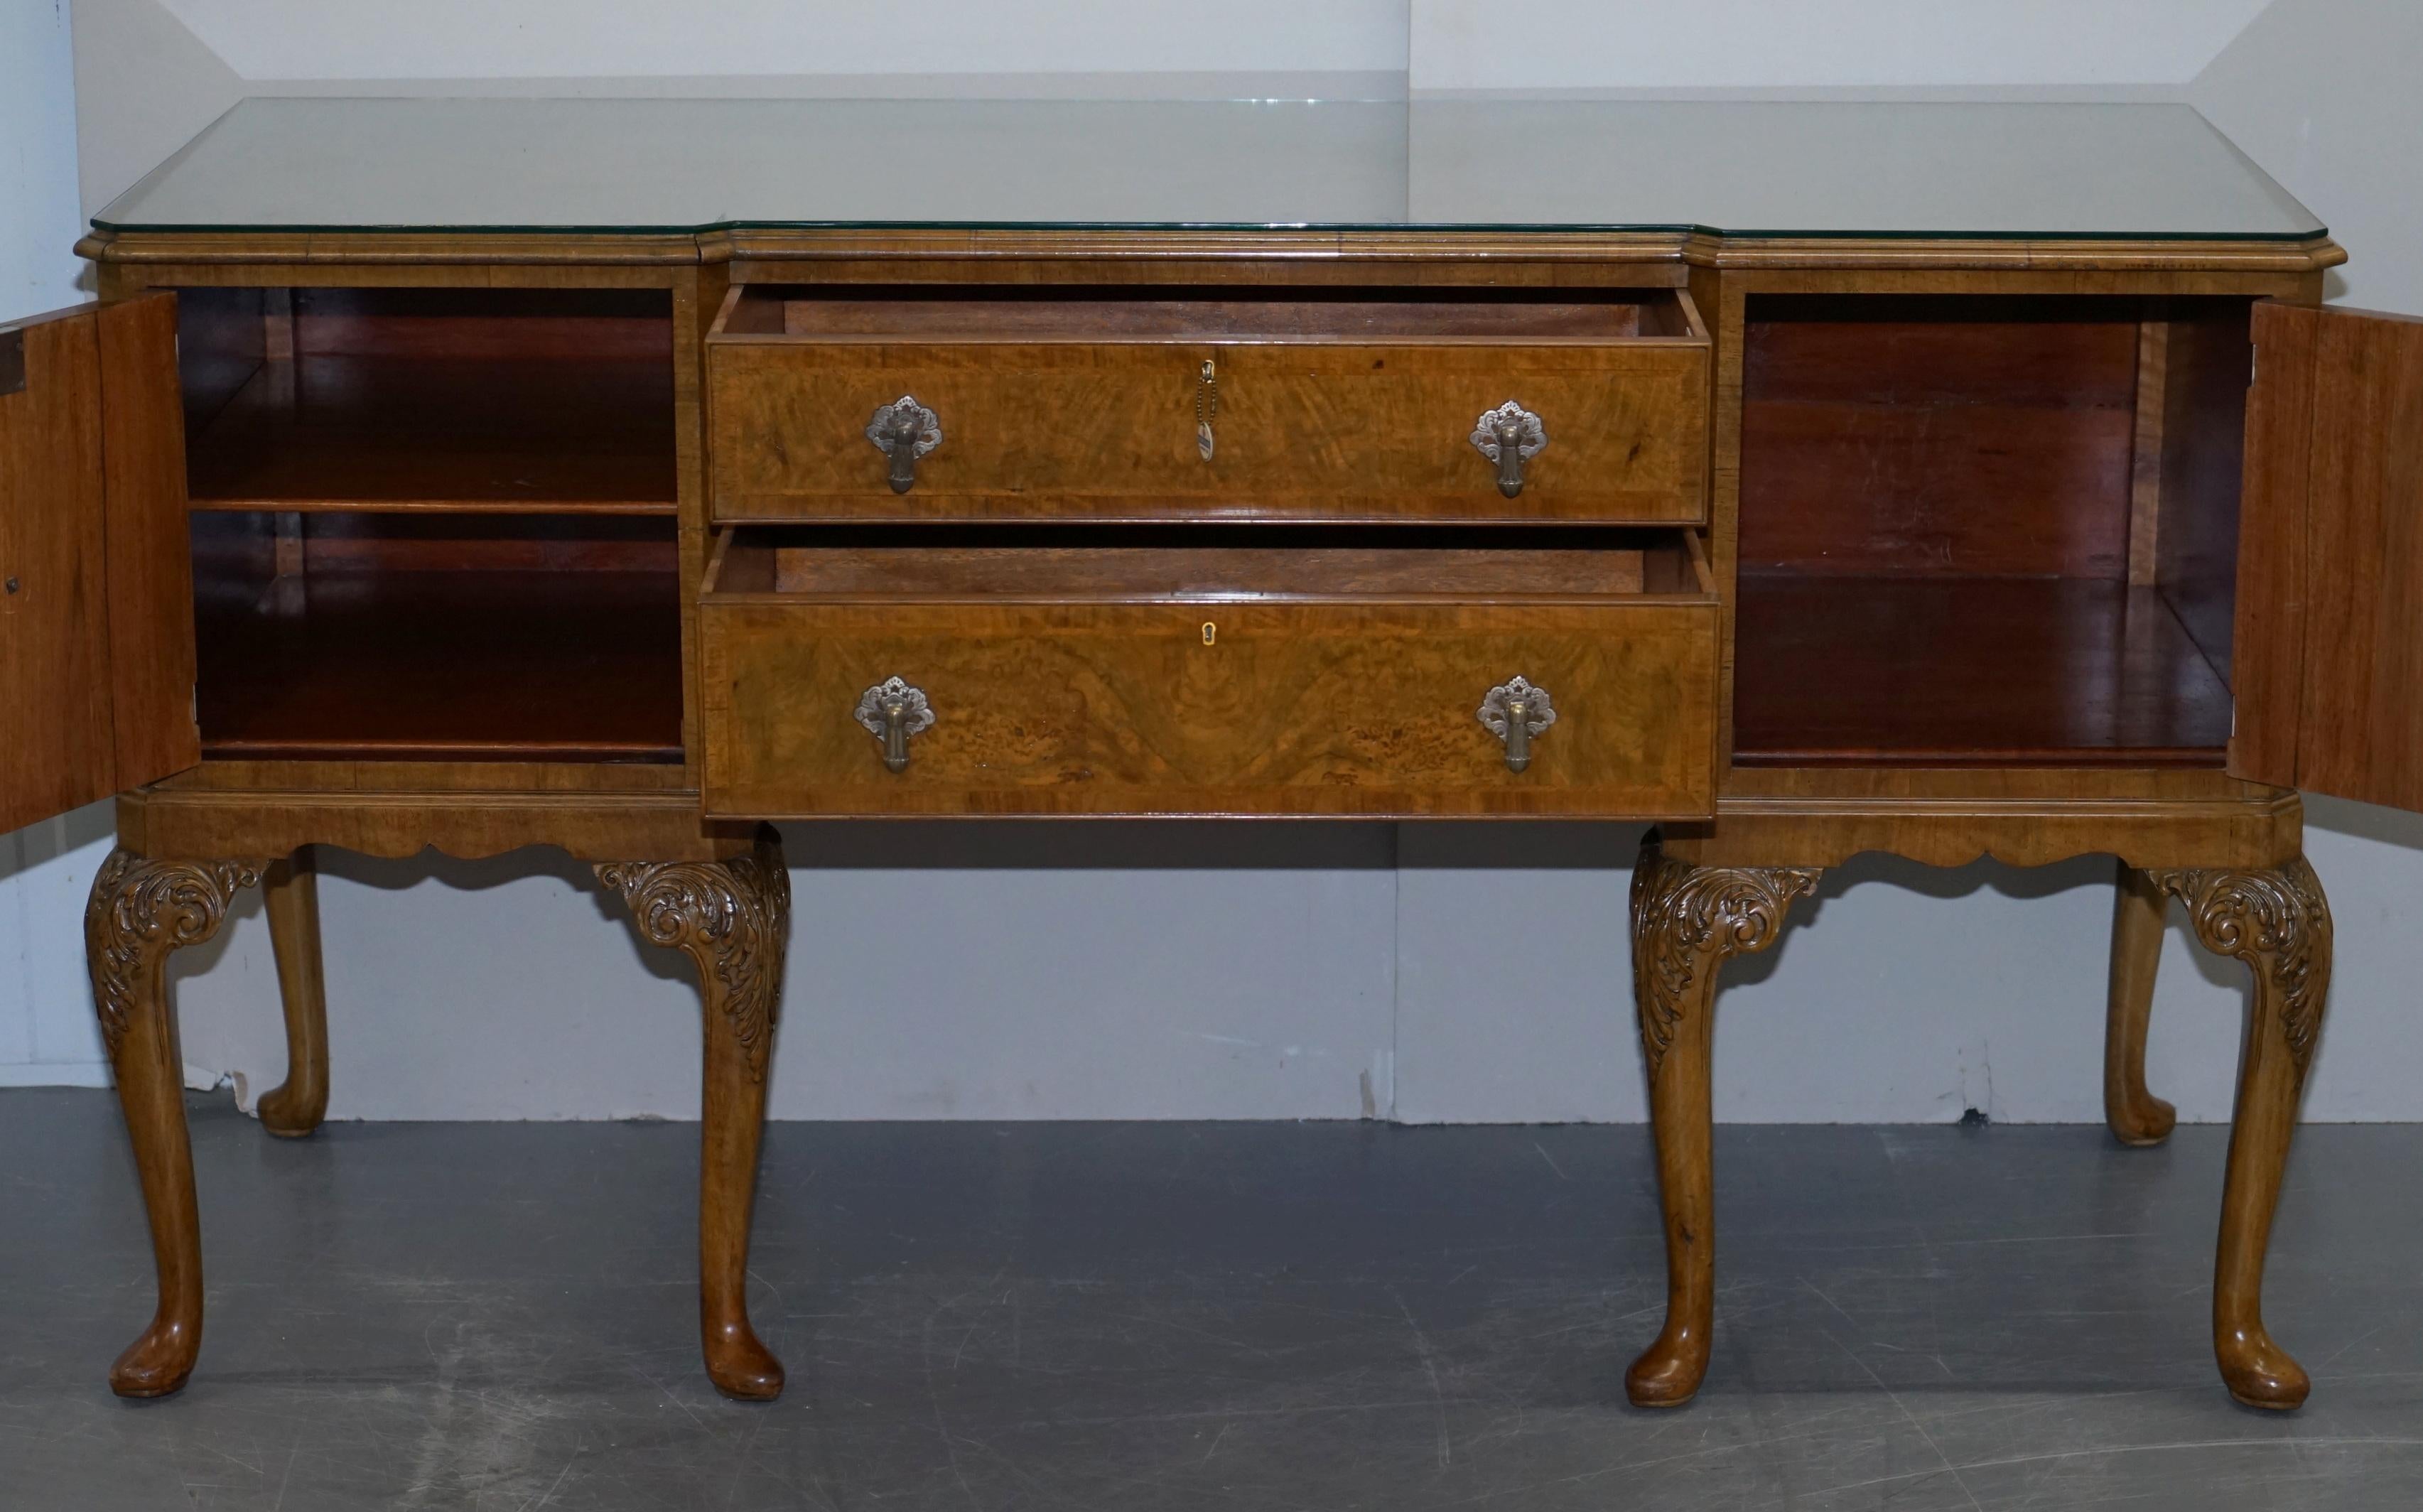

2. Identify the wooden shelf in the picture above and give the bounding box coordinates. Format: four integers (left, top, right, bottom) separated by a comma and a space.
195, 568, 684, 762
1732, 574, 2233, 767
186, 355, 678, 514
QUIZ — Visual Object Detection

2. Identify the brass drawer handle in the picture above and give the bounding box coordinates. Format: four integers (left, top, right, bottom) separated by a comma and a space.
854, 676, 935, 772
865, 395, 943, 494
1470, 400, 1548, 498
1478, 676, 1557, 772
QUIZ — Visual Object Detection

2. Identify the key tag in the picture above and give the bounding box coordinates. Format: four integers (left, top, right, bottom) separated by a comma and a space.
1195, 358, 1219, 462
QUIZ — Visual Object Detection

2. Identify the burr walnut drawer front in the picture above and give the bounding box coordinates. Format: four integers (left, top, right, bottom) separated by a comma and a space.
704, 286, 1710, 524
698, 530, 1718, 819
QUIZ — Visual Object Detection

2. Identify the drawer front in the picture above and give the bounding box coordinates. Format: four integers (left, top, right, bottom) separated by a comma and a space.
701, 600, 1715, 819
708, 341, 1707, 524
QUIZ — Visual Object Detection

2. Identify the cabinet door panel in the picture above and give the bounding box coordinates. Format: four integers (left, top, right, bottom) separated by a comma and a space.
95, 295, 200, 788
2225, 301, 2318, 789
0, 307, 117, 831
2230, 303, 2423, 808
0, 296, 197, 833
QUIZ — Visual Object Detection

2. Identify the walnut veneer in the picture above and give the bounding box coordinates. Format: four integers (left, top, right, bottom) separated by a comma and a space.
701, 531, 1717, 817
9, 98, 2408, 1414
708, 284, 1710, 524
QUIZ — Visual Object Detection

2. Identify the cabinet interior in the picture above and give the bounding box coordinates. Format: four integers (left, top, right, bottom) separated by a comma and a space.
178, 287, 678, 510
191, 512, 682, 763
1731, 293, 2252, 767
175, 286, 685, 764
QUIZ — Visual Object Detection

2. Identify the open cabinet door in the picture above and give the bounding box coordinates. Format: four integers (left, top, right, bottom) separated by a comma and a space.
0, 295, 199, 833
2228, 302, 2423, 806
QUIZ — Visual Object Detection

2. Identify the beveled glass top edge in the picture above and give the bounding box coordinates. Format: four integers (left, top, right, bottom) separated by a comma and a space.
87, 218, 2337, 244
90, 96, 2329, 244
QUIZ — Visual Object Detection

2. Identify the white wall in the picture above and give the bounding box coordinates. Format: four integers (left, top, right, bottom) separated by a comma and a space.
1409, 1, 2273, 92
70, 1, 1411, 215
2191, 0, 2423, 313
160, 0, 1406, 82
15, 0, 2423, 1123
4, 2, 85, 310
0, 0, 116, 1091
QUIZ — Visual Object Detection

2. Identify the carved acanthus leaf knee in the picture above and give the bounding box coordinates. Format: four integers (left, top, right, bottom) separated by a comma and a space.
86, 851, 266, 1056
1631, 843, 1820, 1075
2144, 859, 2331, 1073
598, 841, 790, 1081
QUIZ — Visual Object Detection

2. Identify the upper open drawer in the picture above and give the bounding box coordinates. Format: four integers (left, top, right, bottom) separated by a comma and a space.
705, 285, 1710, 525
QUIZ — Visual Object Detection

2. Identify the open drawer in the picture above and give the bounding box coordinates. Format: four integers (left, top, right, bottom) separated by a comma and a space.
706, 286, 1710, 525
698, 529, 1719, 819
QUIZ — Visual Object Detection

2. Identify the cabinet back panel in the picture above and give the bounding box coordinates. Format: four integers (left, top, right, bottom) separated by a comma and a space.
290, 288, 674, 362
1739, 296, 2139, 578
175, 287, 678, 512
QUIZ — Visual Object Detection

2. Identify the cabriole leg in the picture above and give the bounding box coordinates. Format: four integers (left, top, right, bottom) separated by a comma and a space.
256, 848, 330, 1138
2149, 858, 2332, 1410
2105, 863, 2176, 1145
86, 849, 265, 1398
1625, 837, 1819, 1408
600, 832, 790, 1402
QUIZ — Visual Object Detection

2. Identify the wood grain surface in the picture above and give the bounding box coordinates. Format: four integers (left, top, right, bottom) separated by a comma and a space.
2226, 301, 2319, 788
761, 539, 1659, 599
1738, 296, 2140, 577
1733, 575, 2234, 767
255, 850, 330, 1138
178, 288, 679, 512
708, 287, 1707, 524
117, 786, 748, 864
95, 296, 204, 789
2157, 303, 2256, 686
702, 541, 1717, 818
1660, 772, 2301, 873
0, 298, 199, 832
195, 568, 683, 763
2267, 305, 2423, 809
2104, 863, 2177, 1146
0, 305, 121, 831
730, 291, 1680, 342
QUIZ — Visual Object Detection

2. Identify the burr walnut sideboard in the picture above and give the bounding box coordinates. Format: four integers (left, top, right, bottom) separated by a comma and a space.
4, 98, 2409, 1410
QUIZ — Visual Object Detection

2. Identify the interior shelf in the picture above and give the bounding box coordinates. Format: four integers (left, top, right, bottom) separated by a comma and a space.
193, 514, 683, 764
176, 286, 679, 514
185, 354, 678, 513
1732, 574, 2233, 767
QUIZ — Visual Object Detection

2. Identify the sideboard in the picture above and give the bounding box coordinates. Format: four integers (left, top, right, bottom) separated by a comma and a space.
6, 98, 2412, 1411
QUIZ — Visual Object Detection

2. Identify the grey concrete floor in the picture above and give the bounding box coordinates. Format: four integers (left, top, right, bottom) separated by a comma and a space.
2, 1090, 2420, 1509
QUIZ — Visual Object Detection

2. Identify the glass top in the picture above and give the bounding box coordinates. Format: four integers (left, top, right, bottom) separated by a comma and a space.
94, 97, 2324, 242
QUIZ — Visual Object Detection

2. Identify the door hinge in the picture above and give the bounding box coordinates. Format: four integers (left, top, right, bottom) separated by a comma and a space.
2250, 342, 2259, 388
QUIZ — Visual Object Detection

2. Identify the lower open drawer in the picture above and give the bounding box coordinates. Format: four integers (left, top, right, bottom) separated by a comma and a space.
698, 529, 1718, 818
